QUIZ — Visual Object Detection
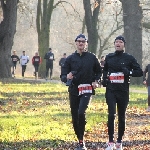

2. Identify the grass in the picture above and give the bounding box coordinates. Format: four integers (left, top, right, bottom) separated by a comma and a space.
0, 80, 148, 149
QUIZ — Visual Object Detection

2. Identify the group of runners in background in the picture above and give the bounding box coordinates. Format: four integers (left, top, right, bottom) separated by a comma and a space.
11, 48, 66, 80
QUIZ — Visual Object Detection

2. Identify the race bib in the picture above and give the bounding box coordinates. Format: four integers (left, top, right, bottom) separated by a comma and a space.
13, 58, 17, 61
35, 58, 39, 61
49, 56, 53, 60
109, 72, 124, 83
78, 84, 92, 95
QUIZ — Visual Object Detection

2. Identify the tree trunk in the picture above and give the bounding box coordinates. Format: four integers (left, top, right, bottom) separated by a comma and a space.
0, 0, 18, 78
36, 0, 50, 78
121, 0, 143, 84
83, 0, 101, 54
36, 0, 54, 78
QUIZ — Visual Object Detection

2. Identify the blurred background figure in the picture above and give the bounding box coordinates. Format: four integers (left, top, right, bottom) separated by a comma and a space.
11, 50, 20, 78
44, 48, 55, 80
20, 51, 29, 79
32, 52, 42, 80
59, 53, 67, 69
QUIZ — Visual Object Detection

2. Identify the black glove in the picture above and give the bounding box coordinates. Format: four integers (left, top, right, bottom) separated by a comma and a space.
102, 79, 108, 87
122, 67, 130, 76
60, 75, 67, 83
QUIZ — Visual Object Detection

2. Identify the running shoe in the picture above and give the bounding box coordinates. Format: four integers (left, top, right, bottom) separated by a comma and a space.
115, 142, 123, 150
75, 140, 87, 150
105, 142, 115, 150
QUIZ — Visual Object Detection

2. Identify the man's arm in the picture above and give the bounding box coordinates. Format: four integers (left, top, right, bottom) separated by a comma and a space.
60, 57, 71, 83
44, 53, 48, 59
93, 56, 102, 82
130, 56, 143, 77
102, 55, 109, 87
27, 56, 29, 63
17, 56, 20, 63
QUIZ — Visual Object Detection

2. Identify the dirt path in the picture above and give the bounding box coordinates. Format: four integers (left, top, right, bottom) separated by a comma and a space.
55, 110, 150, 150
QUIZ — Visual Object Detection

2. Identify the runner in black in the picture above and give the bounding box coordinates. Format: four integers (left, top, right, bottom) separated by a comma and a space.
32, 52, 42, 79
11, 50, 20, 77
102, 35, 143, 150
61, 34, 101, 150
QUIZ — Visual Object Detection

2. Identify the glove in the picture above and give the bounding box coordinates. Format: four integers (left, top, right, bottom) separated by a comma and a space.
122, 67, 130, 76
60, 75, 67, 83
102, 79, 108, 87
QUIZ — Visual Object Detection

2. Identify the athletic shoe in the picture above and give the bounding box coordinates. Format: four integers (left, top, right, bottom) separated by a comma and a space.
75, 140, 87, 150
115, 142, 123, 150
105, 142, 115, 150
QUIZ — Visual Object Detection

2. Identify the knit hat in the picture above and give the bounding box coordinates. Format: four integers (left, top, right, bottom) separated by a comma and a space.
75, 34, 88, 42
114, 35, 126, 43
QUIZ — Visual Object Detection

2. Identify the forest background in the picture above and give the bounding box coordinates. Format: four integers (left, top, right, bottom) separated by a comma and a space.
0, 0, 150, 82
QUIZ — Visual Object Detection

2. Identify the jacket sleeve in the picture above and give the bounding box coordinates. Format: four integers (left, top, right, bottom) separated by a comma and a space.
102, 55, 108, 81
17, 56, 20, 62
143, 65, 148, 81
27, 56, 29, 63
32, 57, 34, 65
101, 55, 110, 87
93, 56, 102, 82
60, 56, 71, 83
59, 58, 62, 66
130, 56, 143, 77
44, 53, 48, 59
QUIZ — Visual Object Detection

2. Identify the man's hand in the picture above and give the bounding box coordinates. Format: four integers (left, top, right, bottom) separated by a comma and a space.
67, 72, 74, 80
92, 81, 99, 89
143, 80, 147, 86
143, 80, 146, 85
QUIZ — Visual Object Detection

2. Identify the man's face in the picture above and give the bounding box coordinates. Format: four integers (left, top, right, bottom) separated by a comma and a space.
76, 37, 87, 52
114, 40, 125, 51
35, 52, 38, 56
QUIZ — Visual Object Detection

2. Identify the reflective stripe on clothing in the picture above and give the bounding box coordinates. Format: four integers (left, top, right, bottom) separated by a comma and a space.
78, 84, 92, 95
109, 72, 124, 83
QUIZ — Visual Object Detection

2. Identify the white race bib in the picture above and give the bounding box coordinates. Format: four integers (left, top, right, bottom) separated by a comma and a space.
78, 84, 92, 95
109, 72, 124, 83
49, 56, 53, 60
35, 58, 39, 61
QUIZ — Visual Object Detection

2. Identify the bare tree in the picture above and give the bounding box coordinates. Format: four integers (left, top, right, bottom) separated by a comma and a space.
36, 0, 74, 77
97, 1, 123, 58
121, 0, 143, 84
83, 0, 101, 54
0, 0, 18, 78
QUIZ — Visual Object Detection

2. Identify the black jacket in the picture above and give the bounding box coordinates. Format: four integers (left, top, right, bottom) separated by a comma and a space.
103, 50, 143, 91
11, 55, 20, 65
59, 58, 66, 67
61, 51, 101, 96
44, 52, 54, 64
